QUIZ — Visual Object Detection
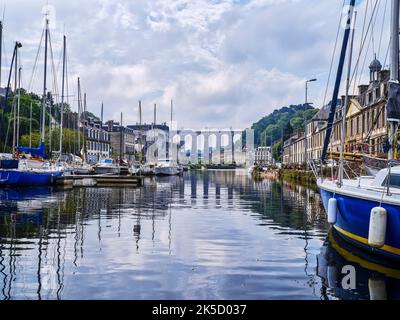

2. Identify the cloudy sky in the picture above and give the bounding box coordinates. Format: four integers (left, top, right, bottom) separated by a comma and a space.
0, 0, 390, 130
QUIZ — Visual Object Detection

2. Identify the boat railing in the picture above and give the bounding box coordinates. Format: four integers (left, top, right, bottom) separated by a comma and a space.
308, 160, 319, 180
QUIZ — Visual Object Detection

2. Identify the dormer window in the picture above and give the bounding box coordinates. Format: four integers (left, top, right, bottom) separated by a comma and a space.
376, 88, 381, 99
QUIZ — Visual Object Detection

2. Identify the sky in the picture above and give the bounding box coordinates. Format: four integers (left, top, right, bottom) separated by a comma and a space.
0, 0, 391, 130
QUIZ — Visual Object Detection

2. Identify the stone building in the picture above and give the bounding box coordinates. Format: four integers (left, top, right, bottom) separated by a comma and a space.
255, 146, 273, 166
284, 57, 390, 166
83, 117, 111, 163
283, 130, 305, 166
105, 120, 137, 161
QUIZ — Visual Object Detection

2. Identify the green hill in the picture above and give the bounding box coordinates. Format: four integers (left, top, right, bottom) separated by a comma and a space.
251, 103, 318, 161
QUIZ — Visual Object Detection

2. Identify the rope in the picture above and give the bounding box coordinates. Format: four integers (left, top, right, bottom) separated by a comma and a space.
354, 0, 381, 90
352, 0, 370, 95
48, 32, 59, 104
28, 28, 44, 93
377, 0, 389, 58
350, 0, 379, 90
370, 0, 376, 57
322, 0, 346, 108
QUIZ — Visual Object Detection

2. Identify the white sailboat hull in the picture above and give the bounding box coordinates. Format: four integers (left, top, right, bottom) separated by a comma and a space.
154, 166, 179, 176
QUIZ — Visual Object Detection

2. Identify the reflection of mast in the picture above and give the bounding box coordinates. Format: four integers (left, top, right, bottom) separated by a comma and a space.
6, 215, 16, 300
37, 226, 43, 300
98, 206, 102, 251
80, 190, 85, 259
73, 192, 80, 267
0, 239, 7, 299
56, 202, 63, 300
152, 187, 155, 244
168, 190, 172, 255
133, 188, 142, 253
118, 189, 122, 238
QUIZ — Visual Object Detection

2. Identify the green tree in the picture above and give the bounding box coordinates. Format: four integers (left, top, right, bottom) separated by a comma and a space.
272, 141, 283, 162
19, 128, 81, 158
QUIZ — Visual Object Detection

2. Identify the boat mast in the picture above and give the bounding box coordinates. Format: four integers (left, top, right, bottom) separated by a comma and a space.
41, 18, 49, 145
16, 66, 21, 148
77, 77, 81, 157
338, 12, 357, 186
0, 21, 3, 87
170, 99, 173, 162
321, 0, 356, 161
388, 0, 400, 160
59, 35, 66, 157
83, 92, 87, 161
120, 112, 123, 162
12, 42, 19, 154
29, 102, 32, 148
139, 100, 142, 163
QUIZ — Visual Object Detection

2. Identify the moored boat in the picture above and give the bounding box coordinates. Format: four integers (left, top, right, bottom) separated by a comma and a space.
0, 168, 63, 187
93, 158, 120, 175
318, 167, 400, 261
154, 159, 179, 176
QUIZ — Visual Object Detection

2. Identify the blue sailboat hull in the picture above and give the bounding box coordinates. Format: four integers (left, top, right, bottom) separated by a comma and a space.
0, 169, 63, 187
320, 188, 400, 261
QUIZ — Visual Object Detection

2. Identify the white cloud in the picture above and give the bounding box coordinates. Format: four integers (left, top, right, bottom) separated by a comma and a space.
0, 0, 389, 130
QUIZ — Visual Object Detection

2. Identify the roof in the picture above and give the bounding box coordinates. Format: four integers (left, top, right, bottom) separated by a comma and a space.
369, 57, 382, 71
311, 105, 330, 121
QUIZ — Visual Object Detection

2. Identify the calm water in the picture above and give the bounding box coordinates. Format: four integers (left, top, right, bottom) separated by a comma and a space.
0, 171, 399, 300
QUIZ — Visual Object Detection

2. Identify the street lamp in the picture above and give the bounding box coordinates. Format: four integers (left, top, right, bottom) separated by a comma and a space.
305, 78, 317, 105
304, 78, 317, 168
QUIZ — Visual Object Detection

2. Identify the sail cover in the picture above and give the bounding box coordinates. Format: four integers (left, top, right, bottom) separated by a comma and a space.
386, 82, 400, 122
16, 142, 46, 158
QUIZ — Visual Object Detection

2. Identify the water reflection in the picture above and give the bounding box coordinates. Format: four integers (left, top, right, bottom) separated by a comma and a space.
317, 230, 400, 300
0, 171, 389, 300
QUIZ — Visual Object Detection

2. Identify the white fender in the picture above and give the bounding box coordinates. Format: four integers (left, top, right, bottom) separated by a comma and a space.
369, 278, 387, 300
368, 207, 387, 248
327, 198, 337, 224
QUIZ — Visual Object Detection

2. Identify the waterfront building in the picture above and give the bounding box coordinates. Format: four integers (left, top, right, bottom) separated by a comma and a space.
105, 120, 137, 161
283, 130, 305, 167
284, 57, 390, 165
305, 105, 329, 162
62, 112, 111, 162
83, 117, 111, 163
255, 146, 273, 166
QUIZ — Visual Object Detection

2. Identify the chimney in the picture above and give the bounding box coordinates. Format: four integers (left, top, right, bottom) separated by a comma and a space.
108, 120, 114, 132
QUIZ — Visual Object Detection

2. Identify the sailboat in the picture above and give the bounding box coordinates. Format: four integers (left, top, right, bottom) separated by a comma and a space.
154, 159, 180, 176
154, 100, 180, 176
316, 0, 400, 261
0, 19, 63, 187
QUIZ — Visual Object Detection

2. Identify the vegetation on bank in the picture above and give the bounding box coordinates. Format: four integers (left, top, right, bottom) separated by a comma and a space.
0, 88, 83, 156
252, 167, 317, 190
279, 169, 316, 187
251, 104, 319, 161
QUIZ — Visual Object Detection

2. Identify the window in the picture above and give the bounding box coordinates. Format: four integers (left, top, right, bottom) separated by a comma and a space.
382, 174, 400, 189
376, 88, 381, 99
356, 117, 359, 134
